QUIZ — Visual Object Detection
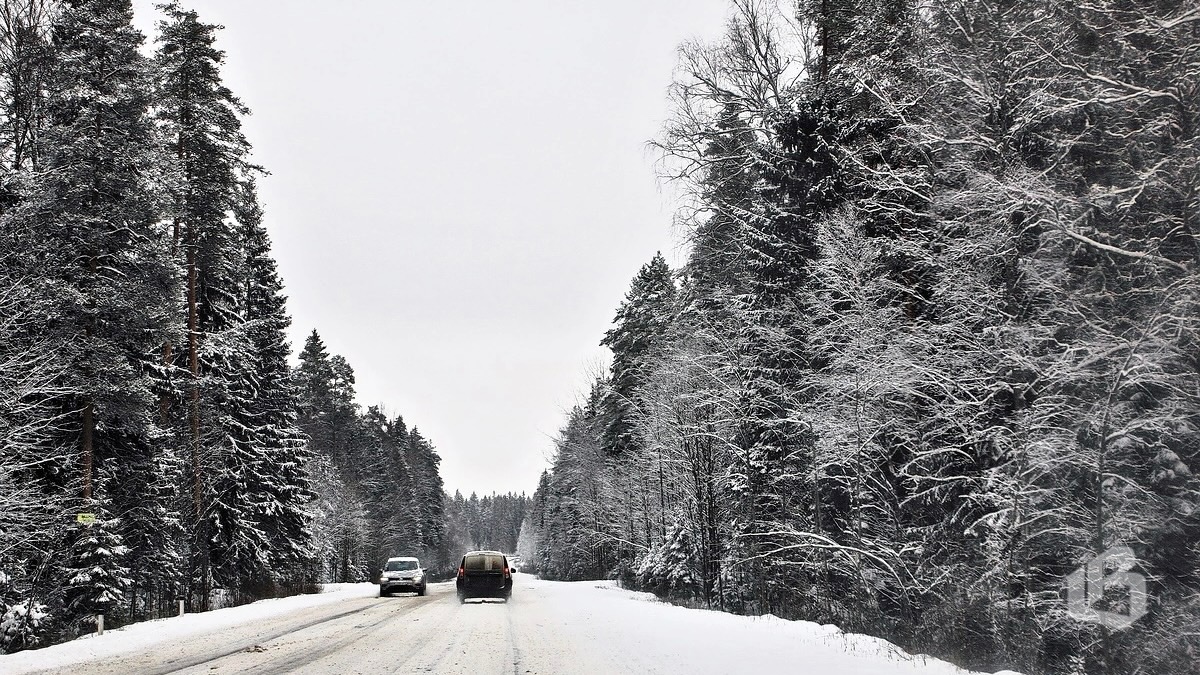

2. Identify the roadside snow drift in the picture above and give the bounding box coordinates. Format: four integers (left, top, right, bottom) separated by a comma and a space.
512, 576, 1021, 675
0, 583, 378, 674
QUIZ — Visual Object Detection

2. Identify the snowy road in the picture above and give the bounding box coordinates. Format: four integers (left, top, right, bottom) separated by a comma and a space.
7, 575, 1012, 675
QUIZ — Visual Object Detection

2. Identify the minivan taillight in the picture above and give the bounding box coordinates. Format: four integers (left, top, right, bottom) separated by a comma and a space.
504, 567, 510, 578
457, 566, 464, 579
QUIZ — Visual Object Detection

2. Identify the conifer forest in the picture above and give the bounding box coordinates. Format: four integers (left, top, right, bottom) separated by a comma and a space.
518, 1, 1200, 674
0, 0, 454, 653
0, 1, 1197, 674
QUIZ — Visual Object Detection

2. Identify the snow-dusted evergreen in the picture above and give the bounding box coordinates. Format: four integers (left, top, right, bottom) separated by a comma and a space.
292, 330, 450, 582
523, 2, 1200, 674
13, 0, 178, 640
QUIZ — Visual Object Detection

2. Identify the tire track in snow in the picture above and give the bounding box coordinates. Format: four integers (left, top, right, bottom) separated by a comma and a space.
507, 596, 524, 675
228, 589, 444, 675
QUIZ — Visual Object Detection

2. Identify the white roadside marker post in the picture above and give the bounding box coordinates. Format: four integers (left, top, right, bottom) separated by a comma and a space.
179, 599, 186, 617
96, 614, 104, 636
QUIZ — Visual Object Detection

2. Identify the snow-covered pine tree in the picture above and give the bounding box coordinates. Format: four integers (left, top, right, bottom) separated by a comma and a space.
404, 428, 448, 567
154, 2, 266, 606
529, 386, 622, 581
232, 179, 312, 589
797, 0, 937, 638
732, 56, 837, 622
599, 253, 677, 457
594, 254, 678, 570
21, 0, 178, 634
295, 331, 360, 468
658, 72, 765, 614
657, 3, 823, 613
294, 333, 446, 581
353, 407, 415, 570
681, 104, 756, 304
60, 503, 130, 627
293, 331, 368, 581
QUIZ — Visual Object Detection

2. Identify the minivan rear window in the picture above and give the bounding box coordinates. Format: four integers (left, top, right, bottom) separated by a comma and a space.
464, 554, 505, 571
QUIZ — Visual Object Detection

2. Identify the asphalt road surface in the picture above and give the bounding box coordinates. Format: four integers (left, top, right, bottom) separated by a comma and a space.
36, 580, 561, 675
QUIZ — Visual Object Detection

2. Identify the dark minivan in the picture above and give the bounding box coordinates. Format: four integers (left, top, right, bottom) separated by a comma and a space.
456, 550, 513, 603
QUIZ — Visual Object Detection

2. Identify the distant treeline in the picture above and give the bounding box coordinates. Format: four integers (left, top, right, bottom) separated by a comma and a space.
445, 491, 529, 560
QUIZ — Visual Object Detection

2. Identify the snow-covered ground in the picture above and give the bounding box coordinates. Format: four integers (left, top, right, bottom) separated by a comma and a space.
0, 583, 379, 674
2, 575, 1023, 674
503, 576, 1022, 675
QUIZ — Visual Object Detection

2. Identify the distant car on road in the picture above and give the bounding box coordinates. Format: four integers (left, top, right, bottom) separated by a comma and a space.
456, 551, 513, 603
380, 556, 427, 597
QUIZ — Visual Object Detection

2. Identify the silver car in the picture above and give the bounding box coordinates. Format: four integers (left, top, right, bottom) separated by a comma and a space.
379, 556, 427, 596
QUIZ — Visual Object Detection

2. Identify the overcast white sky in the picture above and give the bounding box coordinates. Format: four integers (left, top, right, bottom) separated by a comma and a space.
130, 0, 732, 497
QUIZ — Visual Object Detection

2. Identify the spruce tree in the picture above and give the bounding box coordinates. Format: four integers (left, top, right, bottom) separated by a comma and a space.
404, 428, 448, 565
154, 1, 256, 603
682, 104, 756, 308
26, 0, 177, 631
599, 253, 676, 455
231, 179, 312, 585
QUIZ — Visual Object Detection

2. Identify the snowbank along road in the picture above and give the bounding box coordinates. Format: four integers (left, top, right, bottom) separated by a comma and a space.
4, 574, 1020, 675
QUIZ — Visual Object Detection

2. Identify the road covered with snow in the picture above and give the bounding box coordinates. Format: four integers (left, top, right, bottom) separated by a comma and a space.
3, 575, 1020, 675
